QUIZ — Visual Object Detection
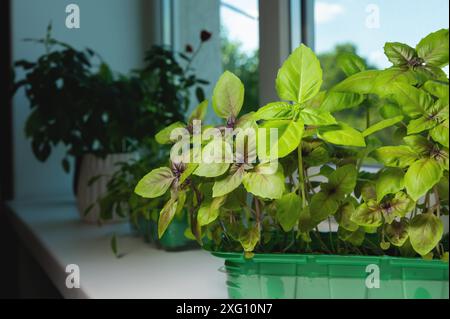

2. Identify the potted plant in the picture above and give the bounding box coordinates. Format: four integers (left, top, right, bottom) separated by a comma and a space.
98, 32, 212, 250
13, 29, 145, 223
12, 26, 209, 224
135, 30, 448, 299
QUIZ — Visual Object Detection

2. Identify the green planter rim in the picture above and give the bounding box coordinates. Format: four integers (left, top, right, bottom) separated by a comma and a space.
211, 251, 449, 268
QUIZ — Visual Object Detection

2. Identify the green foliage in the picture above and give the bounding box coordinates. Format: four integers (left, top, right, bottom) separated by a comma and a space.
221, 32, 259, 114
134, 167, 175, 199
14, 25, 208, 171
133, 30, 448, 260
212, 71, 245, 119
409, 213, 444, 256
276, 44, 323, 103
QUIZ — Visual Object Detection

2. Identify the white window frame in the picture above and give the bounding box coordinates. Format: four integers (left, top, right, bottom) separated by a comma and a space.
259, 0, 315, 104
150, 0, 174, 46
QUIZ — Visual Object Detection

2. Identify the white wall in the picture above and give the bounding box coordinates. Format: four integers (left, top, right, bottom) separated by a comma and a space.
11, 0, 153, 201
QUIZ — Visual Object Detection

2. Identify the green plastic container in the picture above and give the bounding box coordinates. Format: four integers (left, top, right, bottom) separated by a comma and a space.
129, 214, 154, 243
129, 211, 197, 250
212, 252, 449, 299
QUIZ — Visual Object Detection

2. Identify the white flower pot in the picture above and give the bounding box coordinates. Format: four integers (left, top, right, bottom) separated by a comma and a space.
76, 153, 136, 224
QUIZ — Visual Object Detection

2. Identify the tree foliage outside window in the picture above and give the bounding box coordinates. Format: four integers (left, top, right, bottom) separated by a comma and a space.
221, 30, 259, 114
318, 44, 401, 148
220, 31, 397, 148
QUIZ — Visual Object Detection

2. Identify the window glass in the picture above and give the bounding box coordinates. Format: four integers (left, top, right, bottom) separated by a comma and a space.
221, 0, 260, 113
314, 0, 449, 146
315, 0, 449, 72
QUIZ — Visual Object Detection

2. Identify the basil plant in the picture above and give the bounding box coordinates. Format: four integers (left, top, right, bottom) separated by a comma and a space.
135, 30, 449, 260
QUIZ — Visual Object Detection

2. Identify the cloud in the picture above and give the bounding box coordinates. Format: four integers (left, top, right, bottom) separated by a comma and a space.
369, 50, 389, 69
315, 2, 345, 24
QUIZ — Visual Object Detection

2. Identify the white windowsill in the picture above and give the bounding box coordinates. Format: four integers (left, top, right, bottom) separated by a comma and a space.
6, 199, 227, 299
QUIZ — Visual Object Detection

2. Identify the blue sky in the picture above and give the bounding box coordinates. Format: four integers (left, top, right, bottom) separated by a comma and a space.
221, 0, 449, 69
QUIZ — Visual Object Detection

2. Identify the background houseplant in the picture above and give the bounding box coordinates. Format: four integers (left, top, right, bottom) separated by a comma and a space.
13, 26, 210, 223
134, 29, 448, 299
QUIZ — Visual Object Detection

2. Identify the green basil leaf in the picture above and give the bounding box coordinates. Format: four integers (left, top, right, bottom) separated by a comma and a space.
371, 146, 418, 168
310, 192, 340, 223
303, 91, 327, 109
360, 182, 377, 202
376, 168, 405, 202
299, 108, 337, 126
363, 116, 404, 137
239, 226, 260, 252
179, 163, 199, 184
242, 163, 285, 199
303, 144, 330, 167
405, 158, 443, 201
135, 167, 175, 198
403, 135, 434, 155
158, 198, 178, 238
351, 202, 383, 228
194, 162, 230, 178
406, 98, 448, 135
383, 192, 415, 224
329, 164, 358, 195
197, 196, 227, 227
110, 234, 118, 258
254, 102, 295, 121
372, 67, 418, 97
385, 219, 409, 247
155, 122, 186, 145
212, 71, 244, 119
320, 165, 335, 178
364, 226, 380, 234
236, 112, 258, 130
416, 28, 449, 67
427, 99, 450, 124
174, 191, 187, 217
379, 103, 403, 119
337, 52, 366, 76
260, 119, 304, 159
319, 91, 365, 112
407, 116, 439, 135
388, 82, 434, 118
194, 140, 232, 178
212, 166, 246, 198
318, 124, 366, 147
338, 227, 366, 247
423, 80, 449, 100
430, 119, 449, 148
276, 44, 323, 103
188, 100, 209, 123
298, 207, 318, 233
437, 174, 449, 201
222, 186, 247, 211
335, 202, 359, 232
414, 64, 449, 83
384, 42, 418, 66
393, 83, 434, 118
409, 213, 444, 256
276, 193, 302, 232
332, 70, 380, 94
